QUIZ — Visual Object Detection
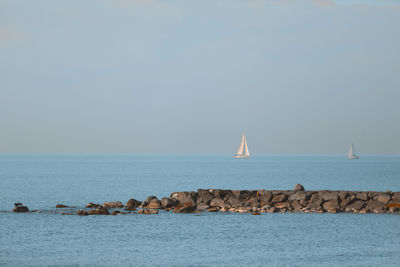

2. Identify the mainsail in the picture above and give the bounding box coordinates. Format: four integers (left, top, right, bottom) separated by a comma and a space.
234, 132, 250, 158
347, 142, 359, 159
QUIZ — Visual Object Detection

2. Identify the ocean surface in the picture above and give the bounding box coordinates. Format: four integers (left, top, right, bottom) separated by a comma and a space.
1, 154, 400, 266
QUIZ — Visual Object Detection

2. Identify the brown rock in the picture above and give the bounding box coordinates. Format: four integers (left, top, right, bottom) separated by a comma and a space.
375, 193, 391, 204
291, 200, 302, 211
56, 204, 69, 208
294, 184, 305, 191
173, 202, 196, 213
197, 203, 210, 210
289, 192, 307, 201
252, 212, 261, 215
271, 194, 288, 203
138, 209, 159, 214
322, 200, 340, 213
346, 200, 365, 212
237, 206, 252, 213
13, 203, 29, 212
170, 191, 197, 205
197, 189, 214, 205
365, 200, 386, 212
207, 207, 218, 212
227, 196, 243, 208
319, 191, 338, 201
356, 192, 368, 201
161, 197, 178, 209
392, 192, 400, 201
77, 210, 89, 216
89, 205, 110, 215
210, 198, 227, 209
266, 207, 276, 213
125, 198, 141, 210
274, 202, 290, 209
102, 201, 123, 209
146, 199, 162, 209
86, 202, 100, 209
340, 198, 351, 208
338, 191, 349, 201
306, 195, 323, 210
257, 190, 272, 202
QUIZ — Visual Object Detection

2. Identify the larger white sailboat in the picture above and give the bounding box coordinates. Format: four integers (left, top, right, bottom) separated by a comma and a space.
234, 131, 250, 159
347, 142, 359, 159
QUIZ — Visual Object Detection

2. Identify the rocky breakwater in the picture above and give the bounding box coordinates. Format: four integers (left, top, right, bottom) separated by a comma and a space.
166, 184, 400, 214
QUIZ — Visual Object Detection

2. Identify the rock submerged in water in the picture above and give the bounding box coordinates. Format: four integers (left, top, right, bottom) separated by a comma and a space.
102, 201, 123, 209
13, 202, 29, 212
56, 204, 69, 208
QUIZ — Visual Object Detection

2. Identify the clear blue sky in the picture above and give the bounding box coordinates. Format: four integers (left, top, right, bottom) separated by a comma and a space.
1, 0, 399, 154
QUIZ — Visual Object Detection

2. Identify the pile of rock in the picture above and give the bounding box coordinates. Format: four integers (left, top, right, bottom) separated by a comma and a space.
13, 184, 400, 216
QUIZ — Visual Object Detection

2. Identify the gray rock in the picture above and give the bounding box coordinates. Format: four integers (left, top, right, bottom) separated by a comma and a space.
392, 192, 400, 201
346, 200, 366, 212
337, 191, 349, 201
291, 200, 302, 211
306, 195, 323, 210
227, 196, 244, 208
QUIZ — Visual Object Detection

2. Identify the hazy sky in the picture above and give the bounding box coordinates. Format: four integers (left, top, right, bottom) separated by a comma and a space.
1, 0, 399, 154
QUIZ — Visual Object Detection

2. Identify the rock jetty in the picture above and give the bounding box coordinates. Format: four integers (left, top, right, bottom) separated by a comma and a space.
11, 185, 400, 215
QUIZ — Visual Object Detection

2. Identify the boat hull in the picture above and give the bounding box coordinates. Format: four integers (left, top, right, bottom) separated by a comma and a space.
234, 155, 250, 159
347, 155, 359, 159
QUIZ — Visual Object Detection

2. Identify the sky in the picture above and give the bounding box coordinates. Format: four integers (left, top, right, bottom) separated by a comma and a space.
0, 0, 399, 154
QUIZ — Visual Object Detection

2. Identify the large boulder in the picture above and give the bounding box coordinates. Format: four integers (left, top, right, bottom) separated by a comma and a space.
356, 192, 369, 201
338, 191, 349, 201
170, 191, 197, 205
392, 192, 400, 201
161, 197, 178, 209
340, 198, 351, 208
319, 191, 338, 201
231, 190, 257, 200
289, 192, 307, 201
197, 189, 214, 205
173, 202, 196, 213
227, 196, 244, 208
345, 200, 366, 212
271, 194, 288, 203
146, 199, 162, 209
257, 190, 272, 202
125, 198, 141, 210
210, 198, 227, 209
102, 201, 123, 209
13, 203, 29, 213
322, 200, 340, 213
89, 205, 110, 215
294, 184, 305, 191
291, 200, 302, 211
375, 193, 391, 204
306, 195, 323, 210
365, 200, 386, 212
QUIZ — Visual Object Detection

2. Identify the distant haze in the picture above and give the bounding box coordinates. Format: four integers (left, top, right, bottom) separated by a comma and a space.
1, 0, 399, 154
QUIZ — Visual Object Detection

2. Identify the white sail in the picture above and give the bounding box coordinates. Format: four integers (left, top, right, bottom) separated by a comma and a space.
234, 131, 250, 158
347, 142, 359, 159
236, 132, 245, 155
243, 138, 250, 157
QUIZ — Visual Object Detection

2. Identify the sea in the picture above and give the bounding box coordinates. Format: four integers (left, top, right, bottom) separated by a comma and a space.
1, 154, 400, 266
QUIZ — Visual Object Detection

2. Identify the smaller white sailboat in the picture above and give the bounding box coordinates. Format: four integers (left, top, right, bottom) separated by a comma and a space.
234, 131, 250, 159
347, 142, 359, 159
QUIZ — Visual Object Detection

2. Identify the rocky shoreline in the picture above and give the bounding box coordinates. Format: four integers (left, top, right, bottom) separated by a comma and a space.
11, 184, 400, 215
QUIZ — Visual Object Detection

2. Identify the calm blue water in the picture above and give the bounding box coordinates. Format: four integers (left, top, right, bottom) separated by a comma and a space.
1, 154, 400, 266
